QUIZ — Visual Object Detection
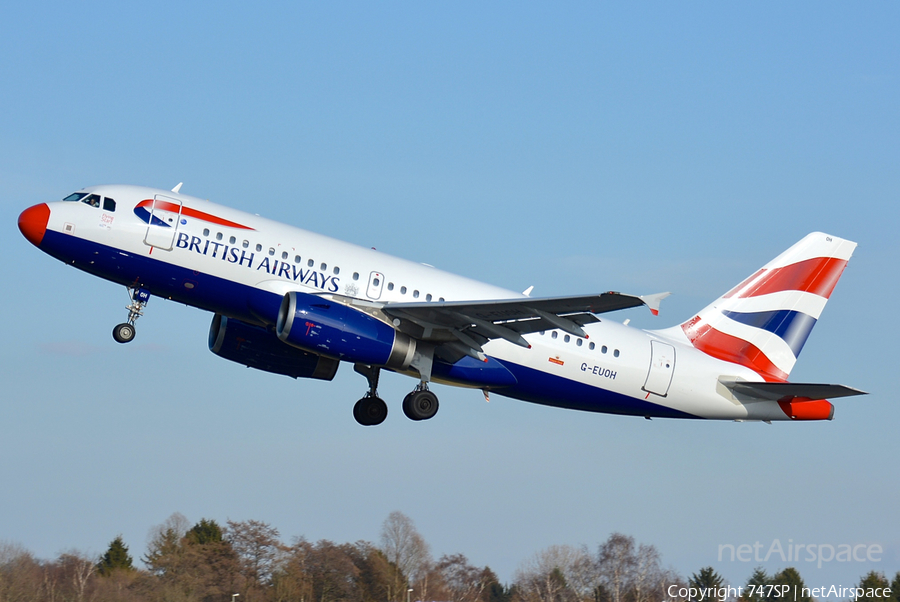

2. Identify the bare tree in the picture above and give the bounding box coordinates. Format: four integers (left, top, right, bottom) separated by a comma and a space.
144, 512, 190, 576
438, 553, 489, 602
515, 544, 596, 602
380, 511, 431, 601
0, 542, 45, 602
271, 538, 315, 602
307, 540, 361, 602
226, 519, 283, 585
57, 551, 97, 602
630, 544, 663, 602
597, 534, 637, 602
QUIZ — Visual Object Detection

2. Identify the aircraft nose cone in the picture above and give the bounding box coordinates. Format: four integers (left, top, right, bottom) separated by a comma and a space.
18, 203, 50, 247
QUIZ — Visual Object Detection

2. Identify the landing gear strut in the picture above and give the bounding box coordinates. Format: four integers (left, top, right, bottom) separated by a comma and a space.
352, 360, 441, 426
353, 364, 388, 426
113, 287, 150, 344
403, 383, 439, 421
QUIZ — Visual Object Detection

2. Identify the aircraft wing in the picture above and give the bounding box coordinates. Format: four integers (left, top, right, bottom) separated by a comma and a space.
355, 291, 669, 362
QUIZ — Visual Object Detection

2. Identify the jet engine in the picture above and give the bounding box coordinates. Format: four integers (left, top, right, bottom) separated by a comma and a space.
276, 291, 416, 369
209, 314, 339, 380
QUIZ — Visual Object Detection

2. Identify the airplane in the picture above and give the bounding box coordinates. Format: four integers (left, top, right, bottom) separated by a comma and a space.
18, 184, 865, 425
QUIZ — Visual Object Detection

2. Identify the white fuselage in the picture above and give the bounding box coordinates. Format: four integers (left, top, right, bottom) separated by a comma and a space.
30, 185, 794, 421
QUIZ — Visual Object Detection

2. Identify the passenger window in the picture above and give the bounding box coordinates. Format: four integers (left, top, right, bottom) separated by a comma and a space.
256, 244, 262, 252
601, 345, 608, 354
426, 294, 432, 302
576, 339, 583, 347
216, 232, 223, 241
614, 349, 620, 358
564, 335, 570, 343
589, 342, 595, 350
353, 272, 359, 281
552, 332, 558, 339
203, 228, 210, 237
103, 197, 116, 212
294, 255, 301, 263
308, 259, 314, 267
333, 267, 340, 275
243, 240, 249, 249
401, 286, 407, 294
413, 290, 419, 298
387, 283, 394, 291
230, 236, 236, 244
282, 251, 288, 260
268, 248, 275, 256
439, 297, 445, 302
320, 263, 327, 271
373, 278, 380, 287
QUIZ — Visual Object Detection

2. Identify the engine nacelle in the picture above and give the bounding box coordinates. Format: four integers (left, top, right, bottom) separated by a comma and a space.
276, 291, 416, 369
209, 314, 339, 380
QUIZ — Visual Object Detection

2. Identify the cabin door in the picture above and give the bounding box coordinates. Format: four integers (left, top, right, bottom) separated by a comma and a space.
642, 340, 676, 397
143, 195, 183, 251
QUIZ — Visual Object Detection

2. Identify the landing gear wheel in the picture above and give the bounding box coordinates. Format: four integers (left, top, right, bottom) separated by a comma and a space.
402, 390, 439, 421
112, 323, 136, 344
354, 396, 388, 426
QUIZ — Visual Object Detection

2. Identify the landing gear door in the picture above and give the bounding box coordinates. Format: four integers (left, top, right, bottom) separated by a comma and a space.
366, 272, 384, 300
642, 340, 676, 397
143, 195, 183, 251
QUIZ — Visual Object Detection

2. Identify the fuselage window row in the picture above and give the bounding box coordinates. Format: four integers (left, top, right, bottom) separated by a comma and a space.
541, 331, 618, 356
193, 229, 447, 302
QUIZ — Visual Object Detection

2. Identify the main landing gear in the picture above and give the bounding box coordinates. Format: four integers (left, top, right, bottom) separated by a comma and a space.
403, 384, 439, 421
353, 364, 388, 426
113, 287, 151, 344
353, 364, 440, 426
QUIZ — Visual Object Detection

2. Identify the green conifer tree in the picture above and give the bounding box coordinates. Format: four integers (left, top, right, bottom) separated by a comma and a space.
856, 572, 891, 602
742, 567, 769, 602
186, 518, 224, 545
769, 568, 810, 602
97, 535, 134, 576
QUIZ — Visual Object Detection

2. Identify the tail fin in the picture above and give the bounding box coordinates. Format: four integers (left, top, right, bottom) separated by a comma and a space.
678, 232, 856, 382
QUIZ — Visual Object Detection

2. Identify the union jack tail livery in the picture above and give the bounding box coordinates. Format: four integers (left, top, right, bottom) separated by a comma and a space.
678, 232, 856, 382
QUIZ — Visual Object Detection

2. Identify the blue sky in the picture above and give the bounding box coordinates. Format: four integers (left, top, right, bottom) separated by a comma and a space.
2, 1, 898, 590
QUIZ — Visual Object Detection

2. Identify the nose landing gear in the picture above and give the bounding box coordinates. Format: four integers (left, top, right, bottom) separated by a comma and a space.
113, 287, 150, 344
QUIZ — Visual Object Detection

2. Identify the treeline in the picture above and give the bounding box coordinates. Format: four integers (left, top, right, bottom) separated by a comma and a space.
0, 511, 897, 602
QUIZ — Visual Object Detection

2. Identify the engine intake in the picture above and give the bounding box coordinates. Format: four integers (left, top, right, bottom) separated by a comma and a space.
209, 314, 338, 380
276, 291, 415, 369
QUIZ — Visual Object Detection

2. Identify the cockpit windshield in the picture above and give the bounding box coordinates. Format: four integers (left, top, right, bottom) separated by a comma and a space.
61, 191, 115, 211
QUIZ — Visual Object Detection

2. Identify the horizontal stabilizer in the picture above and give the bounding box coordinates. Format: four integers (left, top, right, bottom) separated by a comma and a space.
719, 379, 867, 402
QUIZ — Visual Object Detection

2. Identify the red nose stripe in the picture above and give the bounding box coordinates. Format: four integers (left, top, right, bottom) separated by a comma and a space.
18, 203, 50, 247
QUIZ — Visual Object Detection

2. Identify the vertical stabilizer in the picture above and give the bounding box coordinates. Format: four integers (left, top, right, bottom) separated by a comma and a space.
678, 232, 856, 381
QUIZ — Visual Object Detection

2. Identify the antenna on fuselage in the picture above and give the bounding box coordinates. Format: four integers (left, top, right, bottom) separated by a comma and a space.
171, 182, 183, 193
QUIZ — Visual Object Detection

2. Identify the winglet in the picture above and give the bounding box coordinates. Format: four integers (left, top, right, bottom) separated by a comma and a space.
522, 286, 534, 297
172, 182, 183, 193
639, 292, 670, 316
